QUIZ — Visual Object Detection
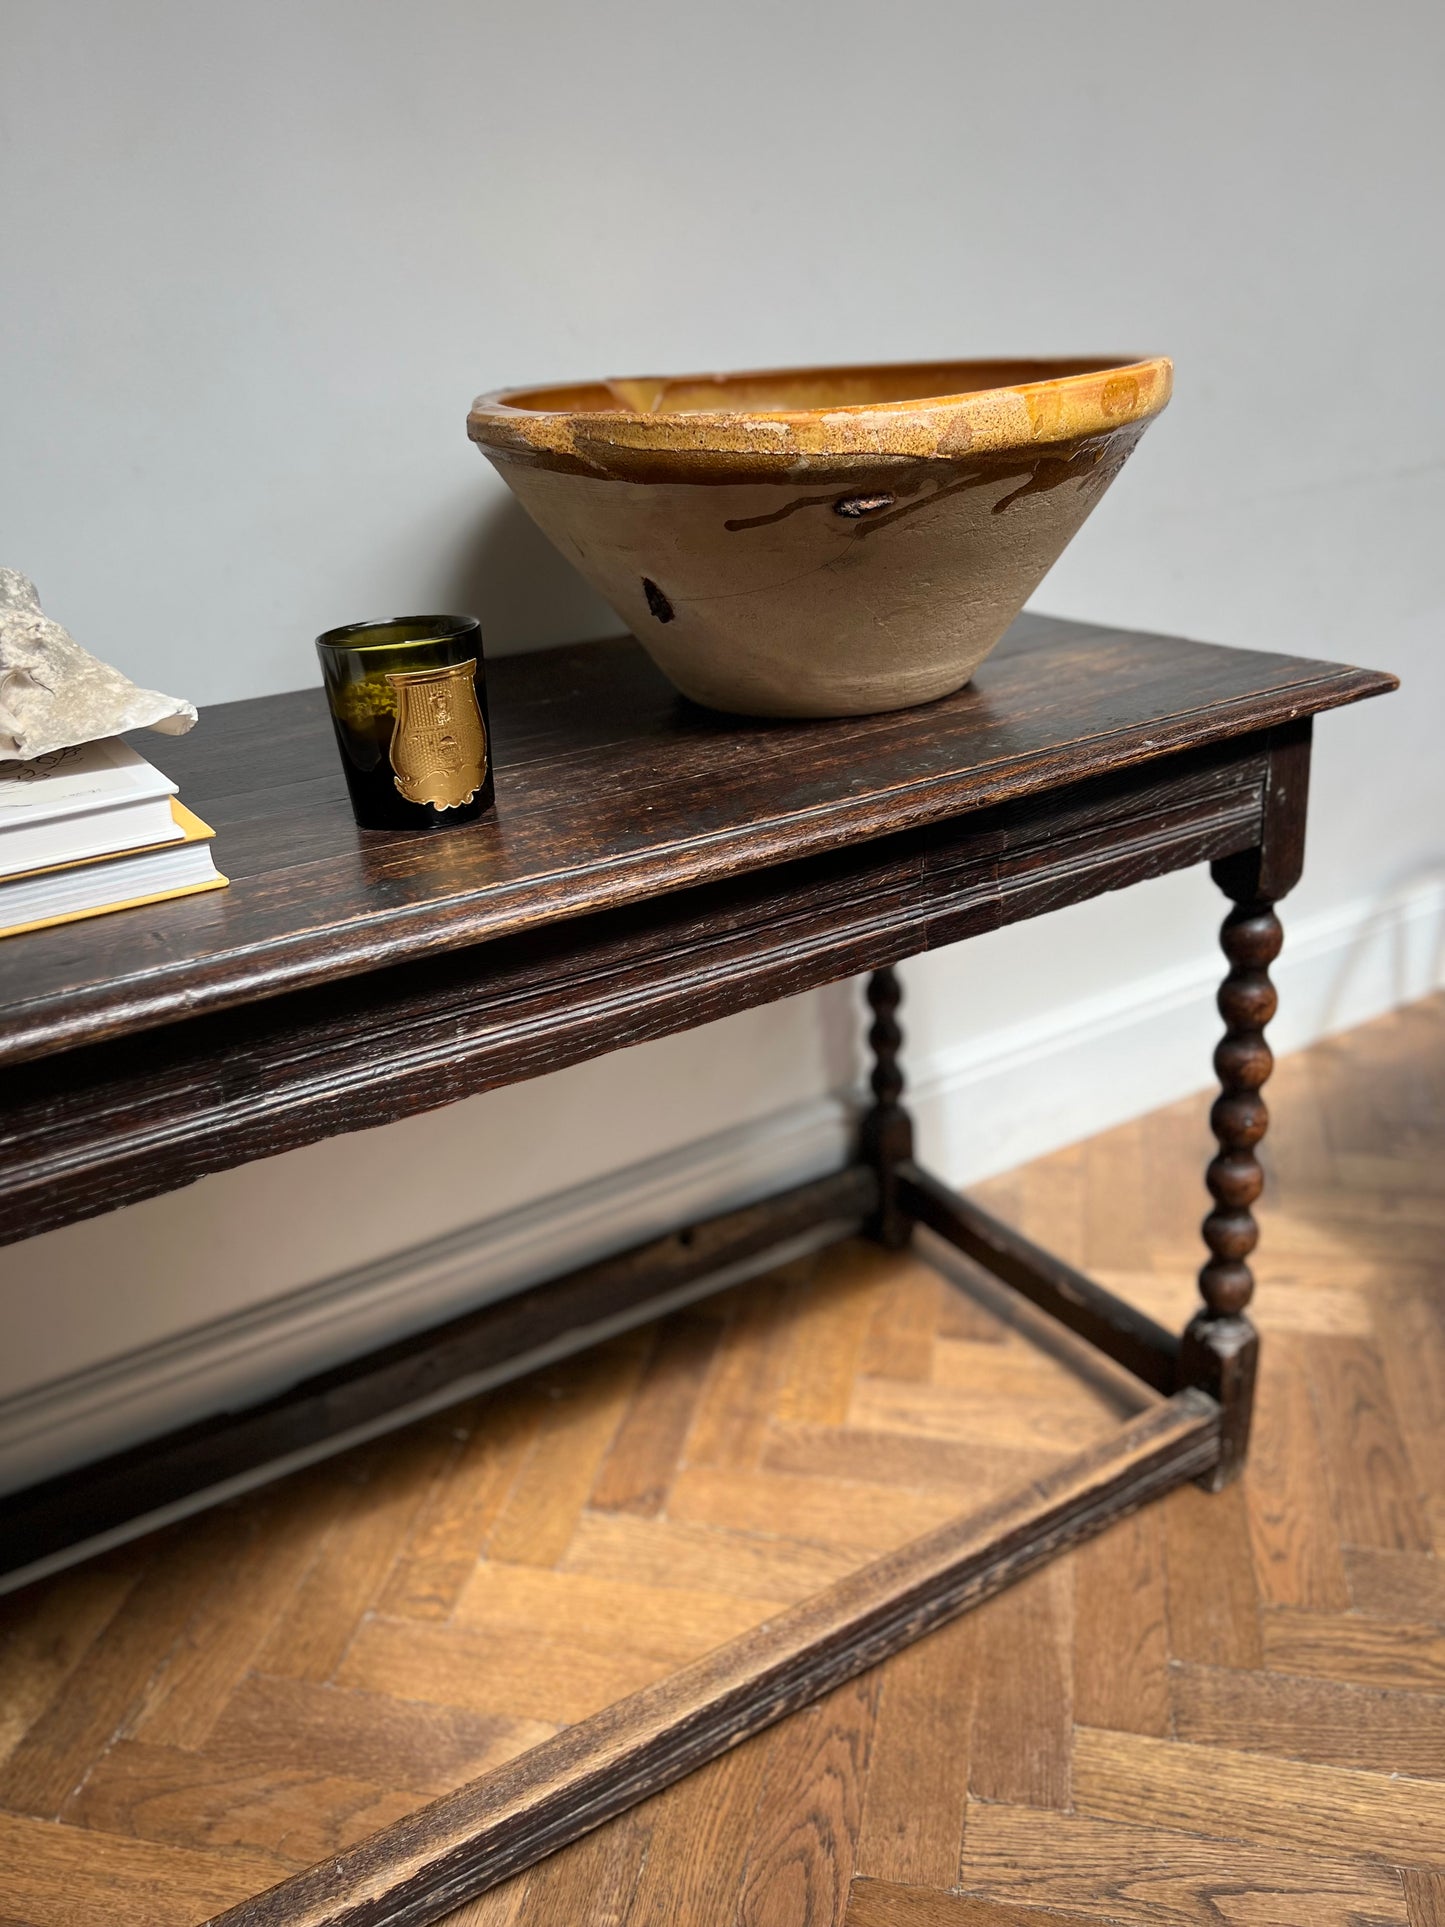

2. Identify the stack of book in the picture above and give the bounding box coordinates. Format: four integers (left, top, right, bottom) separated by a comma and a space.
0, 739, 227, 939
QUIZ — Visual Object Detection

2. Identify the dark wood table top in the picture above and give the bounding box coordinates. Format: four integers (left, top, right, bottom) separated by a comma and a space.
0, 614, 1393, 1071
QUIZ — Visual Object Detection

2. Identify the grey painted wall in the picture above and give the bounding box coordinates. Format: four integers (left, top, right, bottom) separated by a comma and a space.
1, 1, 1440, 1449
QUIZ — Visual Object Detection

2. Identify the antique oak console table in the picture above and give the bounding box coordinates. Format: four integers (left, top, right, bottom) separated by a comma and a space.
0, 614, 1394, 1926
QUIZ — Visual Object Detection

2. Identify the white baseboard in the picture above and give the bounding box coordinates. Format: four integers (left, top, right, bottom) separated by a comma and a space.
913, 875, 1445, 1186
2, 875, 1439, 1507
0, 1098, 852, 1502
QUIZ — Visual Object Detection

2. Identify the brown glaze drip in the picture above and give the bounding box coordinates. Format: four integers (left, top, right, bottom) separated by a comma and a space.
991, 436, 1138, 515
723, 494, 841, 533
717, 429, 1144, 541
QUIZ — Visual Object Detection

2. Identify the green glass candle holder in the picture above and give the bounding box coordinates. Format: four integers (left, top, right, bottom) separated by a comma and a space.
316, 615, 495, 831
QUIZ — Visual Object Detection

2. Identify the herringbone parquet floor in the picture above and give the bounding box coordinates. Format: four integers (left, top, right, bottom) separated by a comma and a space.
0, 994, 1441, 1927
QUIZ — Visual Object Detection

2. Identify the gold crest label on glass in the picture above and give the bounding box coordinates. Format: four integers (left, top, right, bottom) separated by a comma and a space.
385, 659, 488, 810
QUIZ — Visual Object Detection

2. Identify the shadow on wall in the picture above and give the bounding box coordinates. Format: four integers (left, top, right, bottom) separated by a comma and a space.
817, 977, 867, 1102
439, 490, 624, 658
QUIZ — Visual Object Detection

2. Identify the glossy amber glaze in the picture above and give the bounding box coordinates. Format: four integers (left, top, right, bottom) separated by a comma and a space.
469, 357, 1170, 480
466, 357, 1172, 717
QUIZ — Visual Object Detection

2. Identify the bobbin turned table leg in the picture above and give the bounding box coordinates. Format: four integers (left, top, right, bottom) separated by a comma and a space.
860, 966, 915, 1249
1178, 718, 1310, 1488
1179, 896, 1281, 1487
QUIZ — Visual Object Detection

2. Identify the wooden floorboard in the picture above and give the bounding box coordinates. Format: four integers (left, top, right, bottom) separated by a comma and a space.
201, 1399, 1215, 1925
0, 993, 1441, 1924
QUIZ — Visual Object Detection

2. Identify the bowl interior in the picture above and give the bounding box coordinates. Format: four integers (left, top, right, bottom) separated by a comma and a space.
498, 358, 1141, 419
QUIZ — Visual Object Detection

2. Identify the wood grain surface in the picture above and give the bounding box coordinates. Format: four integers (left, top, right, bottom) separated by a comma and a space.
0, 615, 1393, 1069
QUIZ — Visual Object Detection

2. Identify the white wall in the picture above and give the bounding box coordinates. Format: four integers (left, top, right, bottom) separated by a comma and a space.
2, 1, 1441, 1481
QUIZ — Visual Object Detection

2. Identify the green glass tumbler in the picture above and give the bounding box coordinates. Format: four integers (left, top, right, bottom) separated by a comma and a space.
316, 615, 495, 831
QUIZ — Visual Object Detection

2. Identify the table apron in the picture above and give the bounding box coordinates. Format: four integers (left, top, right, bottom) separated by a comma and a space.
0, 739, 1269, 1245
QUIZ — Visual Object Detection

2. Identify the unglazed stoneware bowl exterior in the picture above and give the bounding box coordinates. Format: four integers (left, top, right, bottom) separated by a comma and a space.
467, 357, 1172, 718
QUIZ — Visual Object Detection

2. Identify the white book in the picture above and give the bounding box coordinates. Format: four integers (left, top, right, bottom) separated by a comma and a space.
0, 809, 225, 937
0, 738, 182, 879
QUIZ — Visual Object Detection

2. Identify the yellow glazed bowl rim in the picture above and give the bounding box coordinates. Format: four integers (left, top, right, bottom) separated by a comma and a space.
467, 355, 1172, 480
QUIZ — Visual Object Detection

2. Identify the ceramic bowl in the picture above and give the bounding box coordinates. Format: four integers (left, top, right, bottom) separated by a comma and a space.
467, 356, 1172, 717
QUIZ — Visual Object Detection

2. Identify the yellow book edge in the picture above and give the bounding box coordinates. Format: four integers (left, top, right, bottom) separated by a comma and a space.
0, 871, 230, 940
167, 798, 216, 841
0, 800, 228, 940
